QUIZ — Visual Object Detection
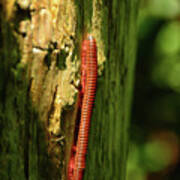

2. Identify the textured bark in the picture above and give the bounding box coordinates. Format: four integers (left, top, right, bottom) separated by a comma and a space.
0, 0, 139, 180
84, 1, 139, 180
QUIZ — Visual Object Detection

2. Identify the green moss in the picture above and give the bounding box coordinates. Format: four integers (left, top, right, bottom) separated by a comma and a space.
74, 0, 93, 35
56, 50, 68, 70
0, 18, 26, 179
84, 0, 93, 31
82, 0, 139, 180
0, 11, 50, 180
44, 49, 52, 69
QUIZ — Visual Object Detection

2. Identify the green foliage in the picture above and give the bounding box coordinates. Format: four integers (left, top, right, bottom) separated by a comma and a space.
128, 0, 180, 179
152, 22, 180, 91
143, 141, 171, 171
155, 22, 180, 55
140, 0, 180, 19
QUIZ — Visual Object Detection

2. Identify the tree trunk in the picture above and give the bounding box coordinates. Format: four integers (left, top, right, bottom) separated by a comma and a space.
0, 0, 139, 180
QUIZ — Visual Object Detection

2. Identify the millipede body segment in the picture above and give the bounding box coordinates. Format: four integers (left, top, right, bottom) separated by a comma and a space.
68, 35, 97, 180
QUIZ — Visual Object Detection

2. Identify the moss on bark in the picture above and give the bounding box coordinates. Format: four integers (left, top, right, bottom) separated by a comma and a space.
0, 0, 139, 179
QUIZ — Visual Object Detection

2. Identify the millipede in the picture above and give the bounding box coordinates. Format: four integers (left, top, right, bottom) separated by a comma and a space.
68, 34, 98, 180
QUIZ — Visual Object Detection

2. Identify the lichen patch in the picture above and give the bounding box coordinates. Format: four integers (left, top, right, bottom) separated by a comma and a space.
8, 0, 78, 178
92, 0, 106, 75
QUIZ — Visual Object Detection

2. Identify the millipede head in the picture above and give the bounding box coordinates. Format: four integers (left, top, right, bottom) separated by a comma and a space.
86, 34, 94, 40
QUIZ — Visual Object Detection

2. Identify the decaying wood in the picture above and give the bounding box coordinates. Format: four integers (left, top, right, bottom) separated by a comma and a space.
0, 0, 139, 179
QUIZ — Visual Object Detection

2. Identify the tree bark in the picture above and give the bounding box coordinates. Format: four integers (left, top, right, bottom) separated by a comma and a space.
0, 0, 139, 180
84, 1, 139, 180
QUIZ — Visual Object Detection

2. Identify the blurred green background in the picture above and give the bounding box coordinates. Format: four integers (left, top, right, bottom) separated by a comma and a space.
127, 0, 180, 179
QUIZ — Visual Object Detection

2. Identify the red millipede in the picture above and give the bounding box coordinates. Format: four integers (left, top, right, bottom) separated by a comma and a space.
68, 35, 97, 180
